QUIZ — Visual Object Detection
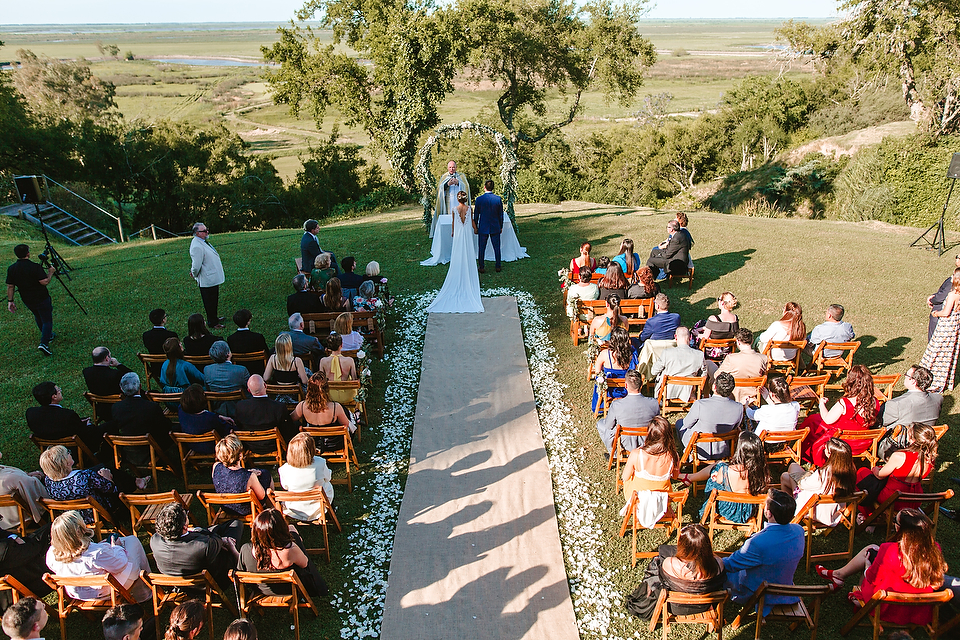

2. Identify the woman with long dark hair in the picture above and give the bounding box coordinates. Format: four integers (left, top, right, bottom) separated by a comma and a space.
238, 509, 328, 597
801, 364, 882, 466
621, 417, 679, 528
598, 262, 629, 300
757, 301, 806, 361
590, 326, 638, 413
160, 337, 204, 394
681, 432, 770, 524
589, 294, 628, 345
182, 313, 221, 357
164, 600, 205, 640
781, 437, 856, 526
321, 277, 351, 312
659, 524, 725, 611
816, 509, 946, 627
612, 238, 641, 278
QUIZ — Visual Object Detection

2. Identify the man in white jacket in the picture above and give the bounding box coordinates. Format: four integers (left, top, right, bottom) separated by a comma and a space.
189, 222, 225, 329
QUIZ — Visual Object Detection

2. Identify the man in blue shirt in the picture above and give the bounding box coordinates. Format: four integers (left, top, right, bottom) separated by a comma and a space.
639, 293, 680, 345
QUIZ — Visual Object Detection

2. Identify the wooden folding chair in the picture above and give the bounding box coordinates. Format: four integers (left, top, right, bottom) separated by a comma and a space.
30, 435, 99, 469
594, 378, 626, 419
666, 264, 695, 290
788, 374, 829, 416
890, 423, 949, 442
0, 574, 53, 611
857, 489, 954, 538
265, 382, 304, 404
184, 355, 214, 369
699, 489, 767, 555
327, 379, 366, 441
234, 428, 287, 469
146, 391, 183, 419
871, 373, 902, 402
103, 433, 178, 492
618, 489, 688, 565
571, 299, 608, 345
607, 426, 649, 493
793, 491, 866, 572
733, 376, 767, 405
119, 490, 193, 536
268, 488, 341, 562
41, 497, 129, 540
301, 425, 358, 493
170, 431, 220, 491
138, 352, 168, 390
142, 570, 239, 640
204, 390, 243, 412
196, 489, 262, 527
232, 350, 268, 374
657, 375, 706, 415
678, 430, 740, 496
0, 492, 39, 538
840, 588, 953, 640
83, 392, 122, 425
759, 428, 809, 470
231, 569, 319, 640
43, 572, 137, 640
731, 581, 831, 640
835, 428, 886, 467
762, 339, 807, 376
699, 338, 736, 365
809, 341, 860, 388
649, 589, 726, 640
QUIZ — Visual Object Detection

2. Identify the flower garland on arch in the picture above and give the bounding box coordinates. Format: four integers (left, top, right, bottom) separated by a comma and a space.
416, 121, 519, 231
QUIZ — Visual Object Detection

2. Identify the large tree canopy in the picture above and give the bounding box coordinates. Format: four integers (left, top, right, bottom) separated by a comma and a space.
262, 0, 457, 190
12, 49, 118, 126
452, 0, 656, 153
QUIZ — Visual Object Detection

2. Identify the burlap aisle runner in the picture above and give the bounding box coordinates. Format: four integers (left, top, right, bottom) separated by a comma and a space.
379, 296, 578, 640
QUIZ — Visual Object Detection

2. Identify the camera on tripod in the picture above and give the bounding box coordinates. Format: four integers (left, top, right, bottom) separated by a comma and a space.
37, 249, 62, 275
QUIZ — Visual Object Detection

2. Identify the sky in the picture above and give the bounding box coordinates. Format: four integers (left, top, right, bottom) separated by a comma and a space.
2, 0, 839, 25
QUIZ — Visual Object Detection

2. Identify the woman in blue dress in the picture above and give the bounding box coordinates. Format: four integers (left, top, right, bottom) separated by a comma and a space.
612, 238, 641, 278
681, 432, 771, 524
590, 326, 638, 413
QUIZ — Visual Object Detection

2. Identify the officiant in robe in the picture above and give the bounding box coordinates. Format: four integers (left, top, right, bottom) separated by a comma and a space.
431, 160, 471, 238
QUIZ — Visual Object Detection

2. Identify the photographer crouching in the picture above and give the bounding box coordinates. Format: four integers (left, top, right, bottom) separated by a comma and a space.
6, 244, 56, 356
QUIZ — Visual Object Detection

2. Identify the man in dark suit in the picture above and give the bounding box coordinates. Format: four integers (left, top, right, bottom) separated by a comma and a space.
300, 219, 338, 275
0, 526, 52, 602
25, 381, 105, 453
228, 309, 267, 375
203, 341, 251, 394
286, 313, 323, 367
150, 502, 241, 593
142, 308, 177, 381
647, 219, 691, 277
235, 375, 297, 445
338, 256, 366, 299
287, 275, 324, 317
676, 372, 744, 460
111, 372, 173, 462
927, 254, 960, 339
81, 347, 133, 422
596, 371, 660, 453
472, 179, 505, 273
638, 294, 681, 346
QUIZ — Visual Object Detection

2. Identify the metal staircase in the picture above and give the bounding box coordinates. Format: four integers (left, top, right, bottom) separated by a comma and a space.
4, 175, 121, 246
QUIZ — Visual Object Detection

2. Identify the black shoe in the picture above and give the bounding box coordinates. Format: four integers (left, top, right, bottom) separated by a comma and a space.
37, 344, 52, 356
940, 506, 960, 522
478, 268, 486, 274
495, 265, 502, 272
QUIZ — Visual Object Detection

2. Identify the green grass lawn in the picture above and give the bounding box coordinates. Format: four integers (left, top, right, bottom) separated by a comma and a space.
2, 202, 958, 638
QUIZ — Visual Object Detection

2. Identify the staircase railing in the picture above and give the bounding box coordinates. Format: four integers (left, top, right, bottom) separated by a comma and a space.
44, 176, 124, 242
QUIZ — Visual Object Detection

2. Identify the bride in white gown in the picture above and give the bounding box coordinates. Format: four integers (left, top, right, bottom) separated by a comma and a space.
427, 191, 484, 314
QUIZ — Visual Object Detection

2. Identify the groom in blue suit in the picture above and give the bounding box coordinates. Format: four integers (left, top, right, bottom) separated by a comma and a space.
473, 180, 504, 273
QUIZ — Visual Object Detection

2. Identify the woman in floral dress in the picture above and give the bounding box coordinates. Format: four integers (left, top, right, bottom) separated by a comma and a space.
920, 268, 960, 392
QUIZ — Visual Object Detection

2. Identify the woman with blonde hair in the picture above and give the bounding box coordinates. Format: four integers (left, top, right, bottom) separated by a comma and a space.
40, 445, 144, 523
278, 432, 335, 520
263, 333, 308, 387
164, 599, 205, 640
310, 252, 335, 292
699, 292, 739, 343
920, 267, 960, 391
211, 434, 272, 517
292, 372, 352, 452
757, 301, 806, 361
333, 312, 363, 351
319, 332, 358, 405
45, 511, 151, 602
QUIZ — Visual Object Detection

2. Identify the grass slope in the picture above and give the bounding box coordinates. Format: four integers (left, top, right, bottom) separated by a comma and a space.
1, 203, 957, 638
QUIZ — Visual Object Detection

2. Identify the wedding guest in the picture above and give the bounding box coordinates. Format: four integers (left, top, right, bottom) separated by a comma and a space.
801, 364, 881, 466
638, 294, 680, 346
334, 313, 363, 351
211, 435, 271, 517
237, 509, 328, 597
682, 432, 770, 524
223, 619, 258, 640
676, 373, 743, 460
565, 269, 600, 320
714, 329, 768, 403
101, 604, 145, 640
880, 365, 942, 429
745, 376, 800, 436
598, 262, 629, 300
569, 242, 597, 277
757, 302, 806, 362
163, 600, 205, 640
596, 370, 659, 454
780, 437, 857, 526
278, 433, 335, 519
0, 452, 48, 530
612, 238, 641, 278
804, 304, 855, 358
183, 313, 221, 358
626, 266, 659, 300
1, 598, 48, 640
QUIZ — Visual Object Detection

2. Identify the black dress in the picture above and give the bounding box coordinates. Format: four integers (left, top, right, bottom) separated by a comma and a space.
238, 536, 328, 597
658, 545, 726, 615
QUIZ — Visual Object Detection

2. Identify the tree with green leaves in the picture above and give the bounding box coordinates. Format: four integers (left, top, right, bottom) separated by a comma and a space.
453, 0, 656, 154
12, 49, 118, 126
262, 0, 458, 191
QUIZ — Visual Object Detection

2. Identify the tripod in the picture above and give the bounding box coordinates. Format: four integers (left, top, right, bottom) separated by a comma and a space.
34, 203, 88, 315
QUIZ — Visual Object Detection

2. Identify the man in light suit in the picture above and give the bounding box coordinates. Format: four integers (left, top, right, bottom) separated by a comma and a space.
646, 219, 691, 277
927, 254, 960, 340
596, 371, 660, 453
651, 326, 705, 401
714, 328, 768, 403
432, 160, 471, 238
676, 373, 744, 460
724, 490, 805, 614
189, 222, 225, 329
881, 365, 943, 429
473, 179, 504, 273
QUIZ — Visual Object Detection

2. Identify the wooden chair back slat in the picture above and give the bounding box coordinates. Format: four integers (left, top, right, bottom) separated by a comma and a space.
657, 375, 706, 415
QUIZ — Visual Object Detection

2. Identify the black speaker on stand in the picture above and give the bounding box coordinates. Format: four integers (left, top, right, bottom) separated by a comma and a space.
911, 153, 960, 256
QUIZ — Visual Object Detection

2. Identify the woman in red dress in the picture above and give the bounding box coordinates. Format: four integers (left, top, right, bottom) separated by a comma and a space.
800, 365, 882, 466
856, 423, 937, 517
815, 509, 946, 627
570, 242, 597, 276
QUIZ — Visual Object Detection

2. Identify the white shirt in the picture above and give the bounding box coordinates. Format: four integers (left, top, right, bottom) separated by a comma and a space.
747, 401, 801, 435
45, 542, 139, 600
278, 458, 335, 521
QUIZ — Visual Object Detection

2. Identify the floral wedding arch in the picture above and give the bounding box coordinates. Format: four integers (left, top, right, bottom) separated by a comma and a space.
416, 121, 518, 231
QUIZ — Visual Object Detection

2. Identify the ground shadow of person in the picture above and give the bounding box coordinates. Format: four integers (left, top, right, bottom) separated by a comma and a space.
853, 334, 910, 370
